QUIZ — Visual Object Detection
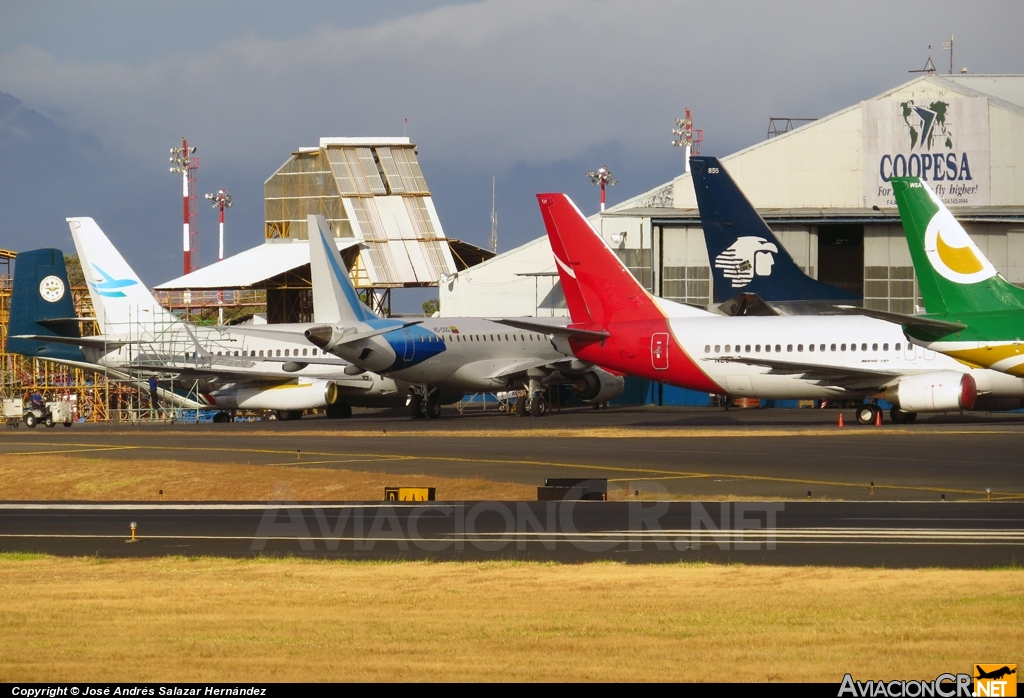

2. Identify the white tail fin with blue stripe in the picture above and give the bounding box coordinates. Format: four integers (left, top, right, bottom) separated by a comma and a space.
67, 217, 179, 337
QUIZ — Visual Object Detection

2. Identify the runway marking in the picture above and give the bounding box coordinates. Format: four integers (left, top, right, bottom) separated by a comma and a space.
1, 529, 1022, 546
2, 443, 1021, 500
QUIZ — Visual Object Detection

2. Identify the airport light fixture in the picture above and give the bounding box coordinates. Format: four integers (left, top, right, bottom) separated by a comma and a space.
586, 166, 616, 212
672, 108, 703, 174
205, 189, 233, 324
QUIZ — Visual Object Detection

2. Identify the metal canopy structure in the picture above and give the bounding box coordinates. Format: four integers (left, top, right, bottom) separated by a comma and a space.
157, 137, 474, 322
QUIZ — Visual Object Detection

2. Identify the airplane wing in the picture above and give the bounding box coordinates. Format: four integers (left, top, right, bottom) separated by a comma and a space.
494, 319, 609, 340
708, 355, 900, 387
484, 356, 600, 381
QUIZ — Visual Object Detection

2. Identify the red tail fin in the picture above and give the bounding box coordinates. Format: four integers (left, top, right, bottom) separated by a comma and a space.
537, 193, 663, 327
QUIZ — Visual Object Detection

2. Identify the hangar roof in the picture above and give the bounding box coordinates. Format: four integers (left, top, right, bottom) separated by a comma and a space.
944, 74, 1024, 109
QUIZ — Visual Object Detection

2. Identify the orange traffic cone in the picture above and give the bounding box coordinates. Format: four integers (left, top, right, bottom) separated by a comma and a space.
837, 413, 844, 428
874, 409, 882, 427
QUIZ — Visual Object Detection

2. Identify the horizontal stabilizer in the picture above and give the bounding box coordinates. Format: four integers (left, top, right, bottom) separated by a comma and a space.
13, 334, 130, 350
495, 318, 610, 340
836, 306, 967, 334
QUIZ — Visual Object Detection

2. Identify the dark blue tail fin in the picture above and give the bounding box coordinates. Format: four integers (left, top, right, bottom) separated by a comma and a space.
690, 156, 861, 304
6, 249, 87, 363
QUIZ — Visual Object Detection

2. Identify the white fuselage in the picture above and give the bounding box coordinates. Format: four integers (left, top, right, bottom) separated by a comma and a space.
675, 314, 1024, 399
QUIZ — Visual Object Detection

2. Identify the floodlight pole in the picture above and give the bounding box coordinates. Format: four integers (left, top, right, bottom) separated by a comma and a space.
205, 189, 232, 325
672, 108, 703, 174
169, 138, 199, 274
586, 166, 616, 211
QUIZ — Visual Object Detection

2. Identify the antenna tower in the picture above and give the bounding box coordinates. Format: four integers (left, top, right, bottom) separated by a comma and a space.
489, 176, 498, 254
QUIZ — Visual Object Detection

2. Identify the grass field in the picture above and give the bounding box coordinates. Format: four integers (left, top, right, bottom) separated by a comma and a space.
0, 555, 1020, 682
0, 455, 536, 501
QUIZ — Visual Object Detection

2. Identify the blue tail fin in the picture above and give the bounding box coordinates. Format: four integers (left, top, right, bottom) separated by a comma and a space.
690, 156, 860, 304
5, 249, 87, 363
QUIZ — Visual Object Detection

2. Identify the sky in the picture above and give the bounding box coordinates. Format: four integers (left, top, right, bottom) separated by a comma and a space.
1, 0, 1021, 310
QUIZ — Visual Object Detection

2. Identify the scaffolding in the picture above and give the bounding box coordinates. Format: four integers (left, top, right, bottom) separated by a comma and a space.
0, 250, 118, 423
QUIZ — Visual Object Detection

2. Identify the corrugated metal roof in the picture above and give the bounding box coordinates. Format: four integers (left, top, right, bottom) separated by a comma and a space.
942, 75, 1024, 109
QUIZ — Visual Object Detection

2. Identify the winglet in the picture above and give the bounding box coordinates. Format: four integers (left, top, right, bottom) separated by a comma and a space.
536, 193, 663, 328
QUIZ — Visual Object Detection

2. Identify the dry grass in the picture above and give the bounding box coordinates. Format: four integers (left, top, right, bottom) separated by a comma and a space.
0, 455, 535, 502
0, 556, 1020, 682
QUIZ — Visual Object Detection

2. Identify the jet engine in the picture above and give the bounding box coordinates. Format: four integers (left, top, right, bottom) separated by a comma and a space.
210, 378, 334, 411
885, 371, 977, 413
570, 368, 625, 404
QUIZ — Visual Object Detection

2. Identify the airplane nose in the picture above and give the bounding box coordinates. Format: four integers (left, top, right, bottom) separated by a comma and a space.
304, 325, 334, 348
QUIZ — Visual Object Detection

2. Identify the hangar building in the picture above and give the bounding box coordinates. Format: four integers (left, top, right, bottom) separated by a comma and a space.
442, 74, 1024, 321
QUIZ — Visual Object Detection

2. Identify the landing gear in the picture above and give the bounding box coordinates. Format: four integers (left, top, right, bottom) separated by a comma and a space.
408, 394, 424, 419
530, 394, 547, 417
212, 411, 232, 423
856, 404, 880, 425
326, 402, 353, 419
515, 379, 548, 417
889, 405, 917, 424
276, 410, 303, 421
408, 387, 442, 420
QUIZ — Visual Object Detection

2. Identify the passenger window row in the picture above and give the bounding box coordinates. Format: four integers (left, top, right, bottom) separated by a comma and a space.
703, 342, 902, 354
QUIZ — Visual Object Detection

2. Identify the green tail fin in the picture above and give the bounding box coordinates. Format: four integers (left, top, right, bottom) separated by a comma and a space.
891, 177, 1024, 314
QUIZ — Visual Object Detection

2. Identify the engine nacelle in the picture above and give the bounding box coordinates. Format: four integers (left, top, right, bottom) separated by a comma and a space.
571, 369, 625, 404
885, 371, 977, 413
210, 378, 334, 411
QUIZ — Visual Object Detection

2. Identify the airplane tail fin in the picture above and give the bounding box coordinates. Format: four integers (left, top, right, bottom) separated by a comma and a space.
891, 178, 1024, 314
5, 248, 87, 363
307, 214, 376, 325
690, 156, 860, 303
536, 193, 663, 327
67, 217, 178, 336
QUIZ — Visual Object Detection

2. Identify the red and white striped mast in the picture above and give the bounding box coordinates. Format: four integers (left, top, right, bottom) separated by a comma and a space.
205, 189, 232, 324
585, 165, 616, 211
672, 108, 703, 173
169, 138, 199, 274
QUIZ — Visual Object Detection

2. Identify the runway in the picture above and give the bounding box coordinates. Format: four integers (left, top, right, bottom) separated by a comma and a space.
1, 501, 1022, 566
3, 407, 1023, 566
2, 406, 1023, 501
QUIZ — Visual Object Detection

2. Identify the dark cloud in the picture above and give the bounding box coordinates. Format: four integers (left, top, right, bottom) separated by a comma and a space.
0, 0, 1020, 286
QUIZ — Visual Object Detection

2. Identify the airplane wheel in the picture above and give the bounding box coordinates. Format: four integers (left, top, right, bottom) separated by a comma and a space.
425, 397, 441, 419
409, 396, 424, 420
288, 410, 303, 421
856, 404, 877, 425
24, 413, 37, 428
890, 406, 917, 424
530, 395, 546, 417
518, 396, 530, 417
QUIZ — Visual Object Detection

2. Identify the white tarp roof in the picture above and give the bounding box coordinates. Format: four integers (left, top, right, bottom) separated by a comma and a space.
155, 238, 361, 290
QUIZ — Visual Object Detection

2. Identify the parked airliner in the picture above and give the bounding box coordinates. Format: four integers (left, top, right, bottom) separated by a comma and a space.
533, 193, 1024, 424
